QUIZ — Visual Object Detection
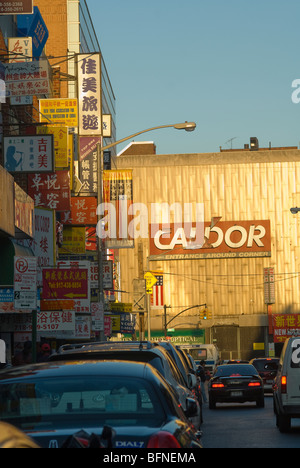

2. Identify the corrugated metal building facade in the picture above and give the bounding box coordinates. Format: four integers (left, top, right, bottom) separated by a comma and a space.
114, 147, 300, 359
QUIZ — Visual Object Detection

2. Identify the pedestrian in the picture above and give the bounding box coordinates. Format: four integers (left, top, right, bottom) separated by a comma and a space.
197, 360, 207, 403
12, 341, 32, 366
37, 343, 51, 362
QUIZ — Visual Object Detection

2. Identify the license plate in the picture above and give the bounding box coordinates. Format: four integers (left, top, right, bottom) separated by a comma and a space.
266, 380, 273, 384
231, 391, 243, 397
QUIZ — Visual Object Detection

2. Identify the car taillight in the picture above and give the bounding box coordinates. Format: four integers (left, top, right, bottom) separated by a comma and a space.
147, 431, 181, 448
281, 376, 287, 393
212, 383, 225, 388
248, 382, 261, 387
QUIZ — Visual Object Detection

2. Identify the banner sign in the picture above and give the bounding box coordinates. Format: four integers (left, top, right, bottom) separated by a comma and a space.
77, 53, 102, 136
4, 135, 54, 173
102, 170, 134, 249
5, 60, 51, 97
272, 313, 300, 343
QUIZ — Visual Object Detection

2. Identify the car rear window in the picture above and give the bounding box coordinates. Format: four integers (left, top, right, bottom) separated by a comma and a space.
0, 376, 165, 430
252, 360, 279, 372
215, 365, 259, 377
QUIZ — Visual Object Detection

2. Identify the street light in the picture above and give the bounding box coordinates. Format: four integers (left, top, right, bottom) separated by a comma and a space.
96, 121, 196, 340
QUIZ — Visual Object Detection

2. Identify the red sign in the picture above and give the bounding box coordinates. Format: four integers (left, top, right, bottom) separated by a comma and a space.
272, 314, 300, 343
61, 197, 97, 225
28, 170, 71, 211
42, 268, 88, 300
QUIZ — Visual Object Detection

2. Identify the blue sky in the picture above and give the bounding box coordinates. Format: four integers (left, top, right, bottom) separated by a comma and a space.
88, 0, 300, 155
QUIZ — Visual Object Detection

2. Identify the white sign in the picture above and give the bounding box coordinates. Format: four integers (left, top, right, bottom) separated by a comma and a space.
91, 302, 104, 331
17, 208, 56, 287
4, 135, 54, 173
77, 53, 102, 136
90, 261, 113, 290
5, 60, 51, 97
76, 315, 91, 339
37, 311, 75, 337
8, 37, 32, 63
0, 339, 6, 363
14, 256, 37, 309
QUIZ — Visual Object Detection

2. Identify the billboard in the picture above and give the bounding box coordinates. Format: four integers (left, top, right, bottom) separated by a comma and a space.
150, 220, 271, 260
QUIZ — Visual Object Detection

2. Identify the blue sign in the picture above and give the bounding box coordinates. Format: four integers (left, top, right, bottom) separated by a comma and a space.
17, 7, 49, 58
0, 288, 14, 303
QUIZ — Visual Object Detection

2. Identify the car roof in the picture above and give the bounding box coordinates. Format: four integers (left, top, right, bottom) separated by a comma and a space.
57, 341, 156, 353
0, 360, 163, 382
250, 357, 279, 361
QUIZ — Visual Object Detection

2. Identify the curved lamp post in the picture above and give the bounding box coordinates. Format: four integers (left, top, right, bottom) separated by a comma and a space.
97, 121, 196, 340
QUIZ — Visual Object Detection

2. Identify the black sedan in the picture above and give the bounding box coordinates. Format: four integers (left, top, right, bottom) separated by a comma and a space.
208, 364, 264, 409
0, 360, 202, 448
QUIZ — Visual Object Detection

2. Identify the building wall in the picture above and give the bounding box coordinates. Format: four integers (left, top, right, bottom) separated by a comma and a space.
35, 0, 69, 97
114, 149, 300, 355
35, 0, 116, 149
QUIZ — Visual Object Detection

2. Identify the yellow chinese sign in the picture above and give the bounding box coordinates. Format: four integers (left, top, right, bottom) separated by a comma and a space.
38, 126, 69, 168
39, 98, 78, 128
59, 226, 86, 255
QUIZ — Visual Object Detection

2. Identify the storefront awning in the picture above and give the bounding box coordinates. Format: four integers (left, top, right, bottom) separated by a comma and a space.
0, 238, 34, 286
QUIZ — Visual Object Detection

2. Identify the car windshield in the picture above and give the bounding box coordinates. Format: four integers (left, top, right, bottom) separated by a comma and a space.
214, 365, 259, 377
0, 376, 166, 430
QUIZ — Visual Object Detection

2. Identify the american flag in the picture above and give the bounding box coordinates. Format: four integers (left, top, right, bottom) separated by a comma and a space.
151, 275, 164, 308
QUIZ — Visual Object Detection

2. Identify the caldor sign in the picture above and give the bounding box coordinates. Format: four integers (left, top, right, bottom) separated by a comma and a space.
150, 220, 271, 260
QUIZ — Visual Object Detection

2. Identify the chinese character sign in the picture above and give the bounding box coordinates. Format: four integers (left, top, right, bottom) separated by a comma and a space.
272, 313, 300, 343
77, 53, 102, 136
4, 135, 54, 173
28, 170, 71, 211
5, 60, 51, 97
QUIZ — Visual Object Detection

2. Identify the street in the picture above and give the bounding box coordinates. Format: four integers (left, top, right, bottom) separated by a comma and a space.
201, 395, 300, 448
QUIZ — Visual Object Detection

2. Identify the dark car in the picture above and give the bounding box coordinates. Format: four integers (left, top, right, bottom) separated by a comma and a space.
0, 360, 202, 448
49, 341, 201, 429
208, 364, 264, 409
249, 358, 279, 393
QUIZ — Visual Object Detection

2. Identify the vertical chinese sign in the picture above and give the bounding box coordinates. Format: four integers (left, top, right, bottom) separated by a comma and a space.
77, 53, 102, 136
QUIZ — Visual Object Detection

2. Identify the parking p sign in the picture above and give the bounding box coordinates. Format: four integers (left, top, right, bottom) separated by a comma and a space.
14, 256, 37, 309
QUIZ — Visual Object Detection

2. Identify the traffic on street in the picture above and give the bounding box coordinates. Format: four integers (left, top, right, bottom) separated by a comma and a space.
1, 339, 300, 449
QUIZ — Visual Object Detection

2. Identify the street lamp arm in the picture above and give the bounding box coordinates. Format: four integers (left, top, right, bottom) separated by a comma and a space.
102, 122, 196, 152
165, 303, 207, 328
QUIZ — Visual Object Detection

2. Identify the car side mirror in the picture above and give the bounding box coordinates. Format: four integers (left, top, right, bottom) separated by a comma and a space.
185, 397, 198, 418
187, 373, 197, 389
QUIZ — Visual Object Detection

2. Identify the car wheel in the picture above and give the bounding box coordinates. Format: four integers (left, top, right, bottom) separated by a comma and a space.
278, 414, 291, 433
256, 396, 265, 408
